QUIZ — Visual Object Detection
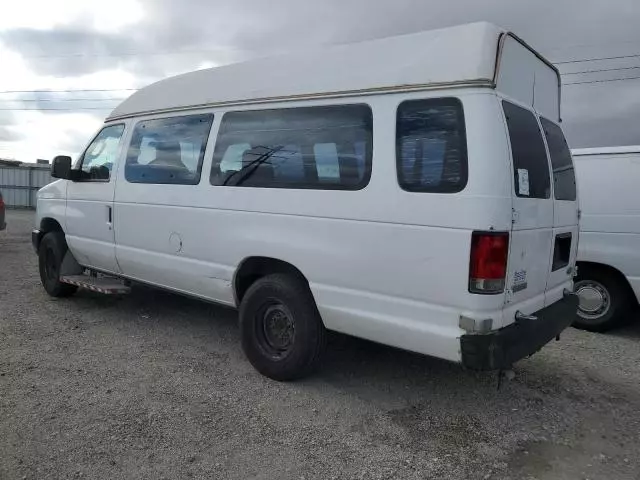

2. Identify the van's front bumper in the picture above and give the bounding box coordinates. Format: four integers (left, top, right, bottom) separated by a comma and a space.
460, 294, 578, 370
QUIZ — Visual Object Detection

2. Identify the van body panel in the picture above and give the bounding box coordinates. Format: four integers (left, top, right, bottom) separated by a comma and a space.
629, 277, 640, 302
496, 35, 561, 122
573, 149, 640, 303
111, 91, 517, 358
63, 122, 129, 273
541, 118, 579, 306
498, 98, 553, 325
578, 232, 640, 299
108, 22, 503, 121
497, 93, 578, 325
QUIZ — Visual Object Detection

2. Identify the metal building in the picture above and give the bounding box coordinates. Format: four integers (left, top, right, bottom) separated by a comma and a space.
0, 164, 55, 208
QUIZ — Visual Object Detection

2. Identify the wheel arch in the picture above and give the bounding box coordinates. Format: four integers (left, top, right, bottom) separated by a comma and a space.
40, 217, 64, 233
233, 256, 311, 307
576, 261, 639, 305
33, 217, 65, 252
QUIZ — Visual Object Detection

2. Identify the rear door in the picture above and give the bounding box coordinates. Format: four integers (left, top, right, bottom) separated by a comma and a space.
501, 100, 554, 321
540, 117, 579, 302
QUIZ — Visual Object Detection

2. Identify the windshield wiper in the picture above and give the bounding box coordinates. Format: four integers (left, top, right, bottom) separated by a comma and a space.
222, 145, 285, 186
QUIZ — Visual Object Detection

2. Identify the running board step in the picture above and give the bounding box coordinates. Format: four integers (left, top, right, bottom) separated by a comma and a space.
60, 274, 131, 295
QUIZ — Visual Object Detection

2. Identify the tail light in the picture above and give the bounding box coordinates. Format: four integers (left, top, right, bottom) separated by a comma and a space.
469, 231, 509, 294
0, 196, 4, 209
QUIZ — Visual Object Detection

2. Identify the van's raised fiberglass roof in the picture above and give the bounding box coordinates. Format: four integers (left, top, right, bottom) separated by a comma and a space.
108, 22, 559, 121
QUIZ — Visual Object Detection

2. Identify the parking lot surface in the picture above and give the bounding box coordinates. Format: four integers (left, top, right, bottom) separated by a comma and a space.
1, 210, 640, 480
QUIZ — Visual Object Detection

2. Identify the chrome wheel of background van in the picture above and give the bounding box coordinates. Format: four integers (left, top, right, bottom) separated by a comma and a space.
575, 280, 611, 320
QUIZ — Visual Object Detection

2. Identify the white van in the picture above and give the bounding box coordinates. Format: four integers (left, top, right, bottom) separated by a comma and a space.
33, 22, 579, 380
572, 146, 640, 331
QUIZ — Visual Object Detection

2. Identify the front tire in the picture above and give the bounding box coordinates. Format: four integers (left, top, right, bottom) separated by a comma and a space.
38, 232, 78, 298
239, 274, 326, 381
573, 265, 631, 332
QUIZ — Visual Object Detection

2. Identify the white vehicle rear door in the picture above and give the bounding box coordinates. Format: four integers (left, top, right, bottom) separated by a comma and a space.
501, 100, 554, 324
539, 117, 579, 304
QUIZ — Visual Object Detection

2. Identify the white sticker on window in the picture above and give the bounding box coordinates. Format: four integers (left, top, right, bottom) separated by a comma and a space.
517, 168, 530, 196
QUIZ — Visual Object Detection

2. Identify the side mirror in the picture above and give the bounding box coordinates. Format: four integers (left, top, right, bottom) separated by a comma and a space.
51, 155, 73, 180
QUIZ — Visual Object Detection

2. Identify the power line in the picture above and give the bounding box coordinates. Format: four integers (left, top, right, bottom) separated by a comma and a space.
0, 88, 138, 94
562, 65, 640, 76
564, 75, 640, 86
555, 53, 640, 64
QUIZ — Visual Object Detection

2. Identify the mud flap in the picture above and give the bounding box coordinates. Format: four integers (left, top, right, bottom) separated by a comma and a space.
60, 251, 83, 276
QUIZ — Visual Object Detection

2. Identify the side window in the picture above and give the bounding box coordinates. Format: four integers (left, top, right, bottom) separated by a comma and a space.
125, 114, 214, 185
502, 101, 551, 199
540, 118, 577, 201
396, 98, 468, 193
210, 105, 373, 190
77, 124, 125, 181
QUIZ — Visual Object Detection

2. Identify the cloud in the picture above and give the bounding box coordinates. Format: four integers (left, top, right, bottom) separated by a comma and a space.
1, 28, 132, 77
0, 110, 21, 145
0, 126, 17, 142
0, 111, 103, 161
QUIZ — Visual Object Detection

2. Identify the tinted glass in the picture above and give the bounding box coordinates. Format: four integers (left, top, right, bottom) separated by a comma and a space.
502, 101, 550, 199
396, 98, 467, 193
540, 117, 577, 201
210, 105, 372, 189
125, 114, 213, 185
78, 124, 125, 181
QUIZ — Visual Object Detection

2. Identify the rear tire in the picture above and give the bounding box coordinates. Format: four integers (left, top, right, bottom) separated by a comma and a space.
38, 232, 78, 298
239, 274, 326, 381
573, 265, 631, 332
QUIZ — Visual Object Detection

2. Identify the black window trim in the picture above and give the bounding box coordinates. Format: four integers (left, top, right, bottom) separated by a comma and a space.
209, 103, 374, 191
125, 112, 215, 186
395, 97, 469, 194
539, 115, 577, 202
75, 123, 126, 183
501, 100, 552, 200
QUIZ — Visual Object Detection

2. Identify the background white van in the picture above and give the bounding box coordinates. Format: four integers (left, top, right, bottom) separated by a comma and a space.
572, 146, 640, 331
33, 22, 578, 380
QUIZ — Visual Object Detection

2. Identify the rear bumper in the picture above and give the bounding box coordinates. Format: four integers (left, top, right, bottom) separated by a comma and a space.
460, 294, 578, 370
32, 229, 41, 253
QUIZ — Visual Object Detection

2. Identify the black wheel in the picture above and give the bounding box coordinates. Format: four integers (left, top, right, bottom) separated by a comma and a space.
239, 274, 326, 381
38, 232, 78, 298
573, 265, 631, 332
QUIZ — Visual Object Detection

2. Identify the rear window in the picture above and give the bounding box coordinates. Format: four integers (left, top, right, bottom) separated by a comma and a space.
502, 101, 550, 199
540, 117, 577, 201
396, 98, 468, 193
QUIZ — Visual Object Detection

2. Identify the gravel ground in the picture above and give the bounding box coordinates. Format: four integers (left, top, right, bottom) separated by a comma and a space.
1, 209, 640, 480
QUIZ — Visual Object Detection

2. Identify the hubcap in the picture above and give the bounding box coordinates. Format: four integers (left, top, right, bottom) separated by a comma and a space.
258, 303, 295, 356
575, 280, 610, 320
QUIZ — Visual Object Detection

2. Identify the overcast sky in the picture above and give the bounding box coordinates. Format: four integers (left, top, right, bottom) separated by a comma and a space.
1, 0, 640, 162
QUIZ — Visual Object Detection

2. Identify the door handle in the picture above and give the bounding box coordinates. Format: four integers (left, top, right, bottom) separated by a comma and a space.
106, 205, 112, 229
